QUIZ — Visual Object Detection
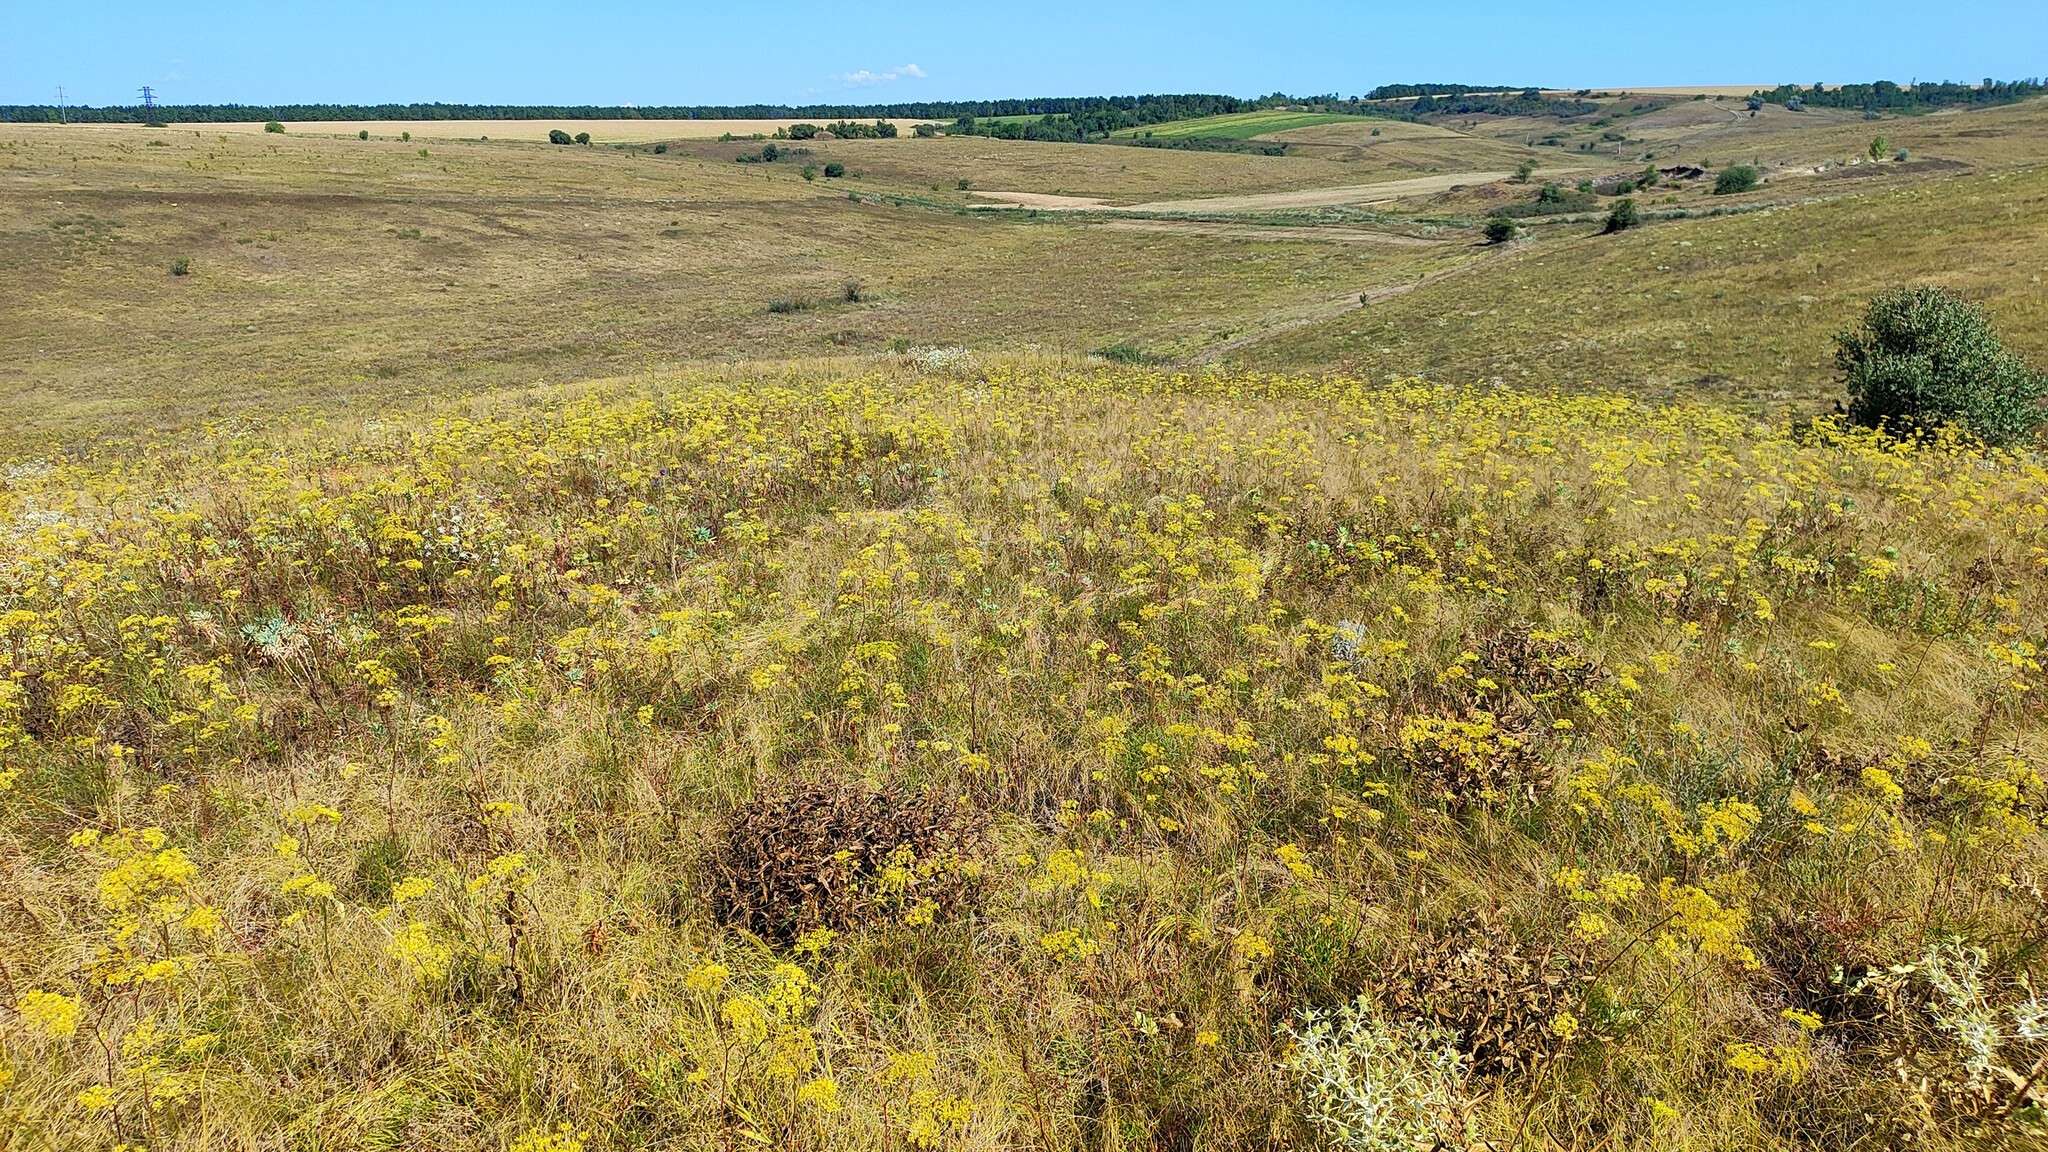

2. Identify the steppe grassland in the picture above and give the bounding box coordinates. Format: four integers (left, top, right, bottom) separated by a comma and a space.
699, 132, 1372, 201
0, 125, 1452, 447
0, 357, 2041, 1150
1238, 164, 2048, 405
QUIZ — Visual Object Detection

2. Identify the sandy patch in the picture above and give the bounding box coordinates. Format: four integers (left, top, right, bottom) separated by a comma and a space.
967, 190, 1112, 209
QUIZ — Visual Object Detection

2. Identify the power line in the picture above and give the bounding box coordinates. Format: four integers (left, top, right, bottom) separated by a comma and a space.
139, 85, 158, 114
56, 85, 65, 124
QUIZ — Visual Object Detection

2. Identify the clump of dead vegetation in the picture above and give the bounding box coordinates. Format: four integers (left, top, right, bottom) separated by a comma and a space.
707, 775, 987, 944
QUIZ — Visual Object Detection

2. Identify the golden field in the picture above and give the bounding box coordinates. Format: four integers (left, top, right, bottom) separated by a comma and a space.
0, 358, 2043, 1150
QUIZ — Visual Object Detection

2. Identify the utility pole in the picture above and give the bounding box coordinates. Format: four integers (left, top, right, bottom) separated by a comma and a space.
56, 85, 66, 124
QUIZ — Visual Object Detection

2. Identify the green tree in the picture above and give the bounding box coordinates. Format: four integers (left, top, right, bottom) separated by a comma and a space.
1513, 159, 1536, 183
574, 131, 591, 145
1483, 217, 1518, 245
548, 129, 573, 145
1713, 165, 1760, 194
1836, 287, 2047, 445
263, 120, 284, 133
1868, 135, 1888, 161
1602, 198, 1639, 234
823, 162, 845, 178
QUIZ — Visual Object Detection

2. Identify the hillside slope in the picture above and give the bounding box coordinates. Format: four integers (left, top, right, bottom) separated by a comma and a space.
2, 360, 2042, 1150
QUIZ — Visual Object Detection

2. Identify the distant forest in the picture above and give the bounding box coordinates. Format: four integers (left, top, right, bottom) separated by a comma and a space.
0, 94, 1247, 125
1753, 79, 2045, 111
8, 79, 2039, 130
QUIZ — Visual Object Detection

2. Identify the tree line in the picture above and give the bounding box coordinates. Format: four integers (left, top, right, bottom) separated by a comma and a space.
1752, 79, 2045, 112
0, 95, 1249, 125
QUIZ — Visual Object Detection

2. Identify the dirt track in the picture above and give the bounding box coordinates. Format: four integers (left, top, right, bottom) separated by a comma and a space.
1091, 219, 1441, 246
973, 170, 1513, 214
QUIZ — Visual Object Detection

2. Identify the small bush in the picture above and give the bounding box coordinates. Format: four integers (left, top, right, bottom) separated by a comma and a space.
1281, 997, 1472, 1152
400, 131, 410, 142
801, 165, 817, 182
823, 161, 845, 178
1602, 197, 1639, 233
1894, 148, 1910, 162
169, 257, 191, 277
1095, 342, 1161, 365
1512, 159, 1536, 183
263, 121, 284, 134
548, 129, 573, 146
956, 178, 971, 191
766, 297, 813, 314
1836, 286, 2047, 445
1714, 165, 1761, 195
574, 132, 590, 145
357, 129, 369, 141
652, 142, 667, 154
841, 279, 866, 303
1483, 217, 1518, 245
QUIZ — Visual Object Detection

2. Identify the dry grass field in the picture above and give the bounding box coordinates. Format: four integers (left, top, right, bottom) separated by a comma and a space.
1, 88, 2046, 1152
158, 119, 936, 142
0, 125, 1458, 448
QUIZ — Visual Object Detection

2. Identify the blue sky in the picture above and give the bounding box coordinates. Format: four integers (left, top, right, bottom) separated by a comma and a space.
5, 1, 2044, 106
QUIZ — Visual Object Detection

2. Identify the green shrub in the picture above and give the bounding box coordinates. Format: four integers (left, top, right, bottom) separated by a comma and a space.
801, 165, 817, 182
358, 129, 369, 141
400, 131, 411, 142
1512, 159, 1536, 183
652, 142, 668, 154
1483, 217, 1518, 245
1713, 165, 1760, 195
823, 161, 845, 178
766, 297, 813, 314
169, 257, 191, 277
1836, 287, 2047, 446
548, 129, 573, 145
263, 121, 284, 134
574, 132, 590, 145
1095, 343, 1161, 365
1602, 198, 1639, 234
841, 279, 867, 303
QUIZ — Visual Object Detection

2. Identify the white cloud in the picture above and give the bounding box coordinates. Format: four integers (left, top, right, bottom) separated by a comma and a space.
842, 63, 926, 86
